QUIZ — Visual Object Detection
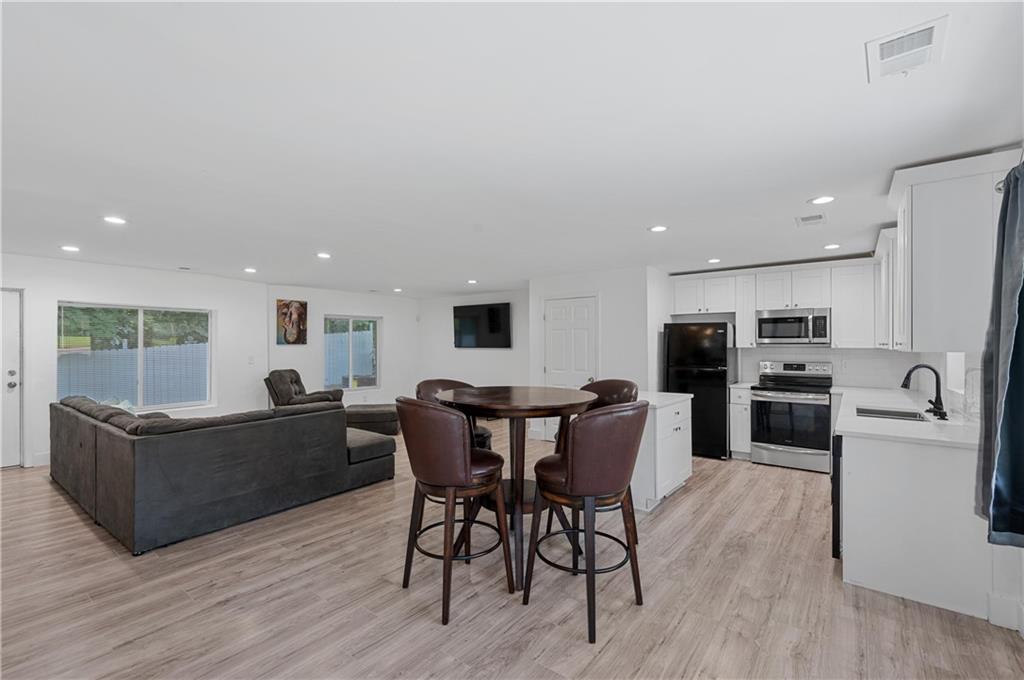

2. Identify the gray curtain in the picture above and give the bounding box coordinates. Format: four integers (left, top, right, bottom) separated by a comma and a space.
976, 161, 1024, 547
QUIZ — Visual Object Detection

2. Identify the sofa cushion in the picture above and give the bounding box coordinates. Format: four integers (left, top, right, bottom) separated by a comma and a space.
60, 396, 132, 423
134, 410, 273, 435
345, 403, 399, 423
107, 414, 146, 434
273, 402, 345, 417
138, 412, 170, 419
60, 395, 97, 410
347, 428, 397, 464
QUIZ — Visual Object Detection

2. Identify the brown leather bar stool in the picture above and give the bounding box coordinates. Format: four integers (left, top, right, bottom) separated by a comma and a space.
416, 379, 493, 449
522, 400, 648, 643
547, 379, 640, 544
396, 397, 514, 625
415, 379, 498, 561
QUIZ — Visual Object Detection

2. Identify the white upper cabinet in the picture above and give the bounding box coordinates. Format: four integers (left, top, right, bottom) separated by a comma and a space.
755, 271, 793, 310
734, 275, 757, 348
673, 278, 704, 314
887, 148, 1018, 353
791, 268, 831, 309
909, 173, 998, 353
831, 264, 875, 348
703, 277, 737, 313
673, 276, 735, 314
874, 229, 895, 349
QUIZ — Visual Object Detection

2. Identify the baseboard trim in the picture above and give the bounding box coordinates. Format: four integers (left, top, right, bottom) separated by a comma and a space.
987, 591, 1022, 630
28, 451, 50, 468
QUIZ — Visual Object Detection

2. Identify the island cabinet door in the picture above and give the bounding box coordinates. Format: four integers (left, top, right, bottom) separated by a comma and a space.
656, 417, 692, 498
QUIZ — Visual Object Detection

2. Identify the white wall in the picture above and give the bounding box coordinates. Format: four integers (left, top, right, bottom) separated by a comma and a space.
644, 266, 673, 392
3, 254, 270, 465
418, 290, 529, 386
527, 265, 649, 436
267, 284, 421, 404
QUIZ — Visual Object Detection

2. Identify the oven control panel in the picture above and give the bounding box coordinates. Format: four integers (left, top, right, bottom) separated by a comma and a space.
759, 361, 833, 376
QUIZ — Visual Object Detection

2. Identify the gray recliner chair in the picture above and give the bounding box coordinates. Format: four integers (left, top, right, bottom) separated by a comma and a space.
264, 369, 400, 435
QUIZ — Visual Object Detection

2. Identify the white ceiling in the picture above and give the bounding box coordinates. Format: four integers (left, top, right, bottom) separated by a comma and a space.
3, 2, 1021, 296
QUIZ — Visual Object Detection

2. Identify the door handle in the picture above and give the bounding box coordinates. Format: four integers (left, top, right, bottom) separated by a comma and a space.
7, 370, 15, 376
587, 377, 594, 383
7, 382, 17, 389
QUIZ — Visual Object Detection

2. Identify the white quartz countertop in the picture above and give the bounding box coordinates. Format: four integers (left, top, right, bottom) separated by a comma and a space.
731, 382, 755, 390
637, 391, 692, 408
832, 386, 979, 450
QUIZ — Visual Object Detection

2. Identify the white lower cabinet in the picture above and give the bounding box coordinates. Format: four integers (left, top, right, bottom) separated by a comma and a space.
729, 403, 751, 457
631, 393, 693, 512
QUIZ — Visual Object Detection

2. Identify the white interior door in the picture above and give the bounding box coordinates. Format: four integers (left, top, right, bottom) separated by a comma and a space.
543, 296, 597, 440
2, 290, 23, 468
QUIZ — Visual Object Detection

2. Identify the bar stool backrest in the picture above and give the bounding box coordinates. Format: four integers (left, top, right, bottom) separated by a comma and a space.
415, 378, 473, 404
581, 379, 638, 410
396, 397, 473, 487
565, 401, 649, 497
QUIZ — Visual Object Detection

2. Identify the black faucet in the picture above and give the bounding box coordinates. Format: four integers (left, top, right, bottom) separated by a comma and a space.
900, 364, 948, 420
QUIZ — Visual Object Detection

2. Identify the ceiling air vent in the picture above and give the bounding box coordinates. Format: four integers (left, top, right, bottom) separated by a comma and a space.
795, 214, 827, 228
865, 15, 949, 82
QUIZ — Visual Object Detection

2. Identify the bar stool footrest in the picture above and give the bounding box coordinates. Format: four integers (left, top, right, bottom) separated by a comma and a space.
414, 518, 502, 562
535, 529, 629, 575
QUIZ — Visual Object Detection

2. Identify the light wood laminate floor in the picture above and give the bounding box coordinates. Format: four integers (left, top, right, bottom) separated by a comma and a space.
3, 421, 1024, 679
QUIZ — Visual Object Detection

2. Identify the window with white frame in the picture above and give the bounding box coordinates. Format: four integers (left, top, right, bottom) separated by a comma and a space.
57, 304, 211, 409
324, 316, 379, 389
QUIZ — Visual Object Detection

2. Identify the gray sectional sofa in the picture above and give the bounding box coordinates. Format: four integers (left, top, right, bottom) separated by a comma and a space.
50, 396, 396, 554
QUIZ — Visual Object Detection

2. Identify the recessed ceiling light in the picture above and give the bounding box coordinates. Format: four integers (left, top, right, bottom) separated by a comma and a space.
708, 258, 721, 264
393, 288, 403, 293
103, 216, 127, 225
648, 225, 668, 233
243, 267, 257, 273
316, 252, 331, 259
809, 196, 835, 205
60, 245, 80, 252
467, 279, 478, 284
824, 243, 841, 250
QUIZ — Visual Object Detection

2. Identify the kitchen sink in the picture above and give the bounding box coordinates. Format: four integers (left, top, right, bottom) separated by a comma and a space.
856, 407, 928, 421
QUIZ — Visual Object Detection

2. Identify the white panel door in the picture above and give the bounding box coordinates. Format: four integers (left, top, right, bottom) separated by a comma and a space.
703, 277, 736, 313
734, 275, 757, 348
756, 271, 792, 310
792, 268, 831, 309
831, 265, 876, 349
673, 278, 704, 314
543, 296, 597, 440
2, 291, 23, 467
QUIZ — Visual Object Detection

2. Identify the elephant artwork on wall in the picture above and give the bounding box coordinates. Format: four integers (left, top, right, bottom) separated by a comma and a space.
276, 299, 308, 345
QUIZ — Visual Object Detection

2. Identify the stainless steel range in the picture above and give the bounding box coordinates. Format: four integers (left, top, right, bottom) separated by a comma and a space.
750, 361, 833, 473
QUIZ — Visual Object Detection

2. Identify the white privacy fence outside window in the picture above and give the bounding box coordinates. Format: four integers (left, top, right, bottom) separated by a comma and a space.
324, 316, 379, 390
57, 304, 211, 409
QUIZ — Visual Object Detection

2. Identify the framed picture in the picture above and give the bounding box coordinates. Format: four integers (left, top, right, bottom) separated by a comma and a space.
276, 299, 308, 345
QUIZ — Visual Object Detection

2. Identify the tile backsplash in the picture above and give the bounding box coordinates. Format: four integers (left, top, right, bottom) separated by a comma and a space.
738, 347, 928, 390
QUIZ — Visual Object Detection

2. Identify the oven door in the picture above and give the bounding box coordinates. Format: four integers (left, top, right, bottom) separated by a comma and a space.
756, 312, 810, 345
750, 391, 831, 472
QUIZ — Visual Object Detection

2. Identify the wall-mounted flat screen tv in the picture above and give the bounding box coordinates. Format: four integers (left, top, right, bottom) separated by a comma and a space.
453, 302, 512, 348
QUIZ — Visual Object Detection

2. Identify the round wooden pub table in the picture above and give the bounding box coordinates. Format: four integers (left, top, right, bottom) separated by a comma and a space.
435, 385, 597, 591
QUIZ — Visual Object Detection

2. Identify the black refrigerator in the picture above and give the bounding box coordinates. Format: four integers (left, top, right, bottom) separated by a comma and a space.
664, 322, 736, 459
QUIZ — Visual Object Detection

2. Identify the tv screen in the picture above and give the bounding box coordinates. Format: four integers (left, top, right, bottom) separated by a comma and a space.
453, 303, 512, 348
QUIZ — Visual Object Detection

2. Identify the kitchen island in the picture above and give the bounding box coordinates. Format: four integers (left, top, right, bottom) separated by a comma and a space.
834, 387, 1021, 630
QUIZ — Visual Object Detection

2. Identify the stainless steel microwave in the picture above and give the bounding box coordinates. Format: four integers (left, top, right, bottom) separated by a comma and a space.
755, 308, 831, 345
